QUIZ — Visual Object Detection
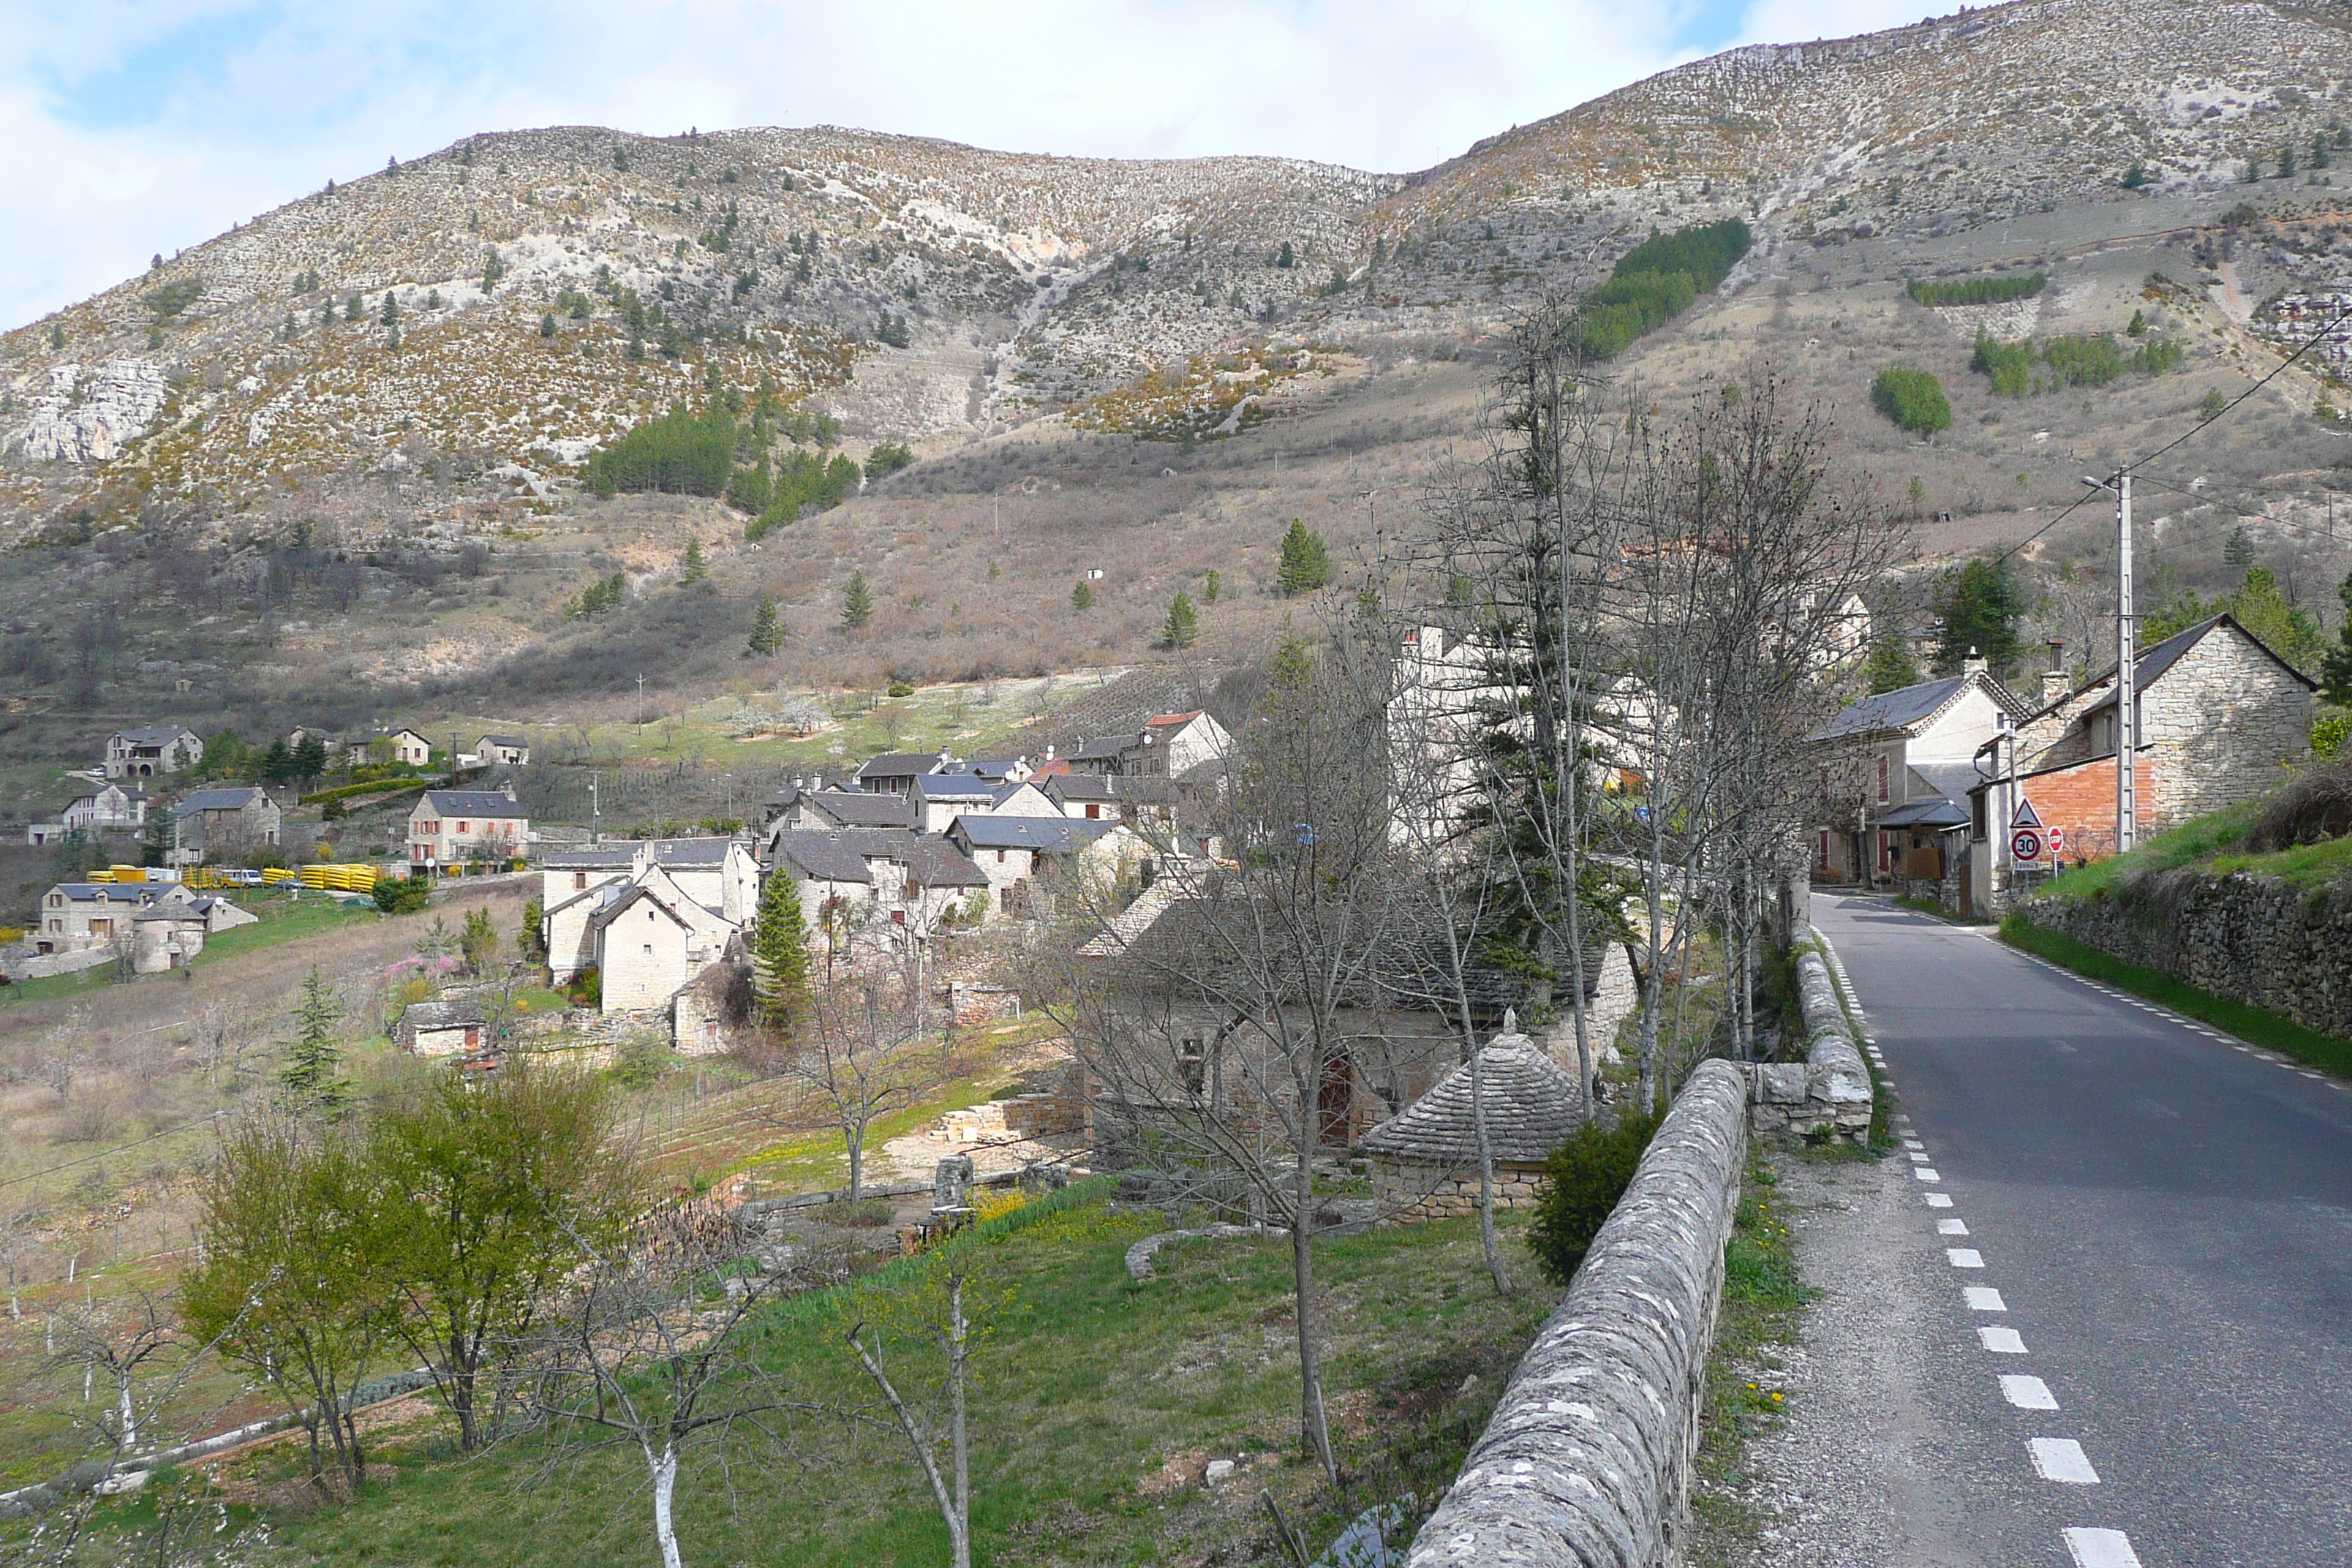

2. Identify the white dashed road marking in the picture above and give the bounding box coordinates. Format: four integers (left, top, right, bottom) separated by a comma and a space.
1964, 1286, 2007, 1311
1947, 1248, 1985, 1269
1924, 1192, 1953, 1208
2064, 1527, 2144, 1567
1915, 1168, 1941, 1181
1938, 1219, 1970, 1236
2029, 1438, 2100, 1484
2001, 1374, 2059, 1410
1979, 1325, 2027, 1353
1909, 1153, 1931, 1164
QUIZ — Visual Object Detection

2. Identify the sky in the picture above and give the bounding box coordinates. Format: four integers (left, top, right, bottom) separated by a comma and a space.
0, 0, 1937, 334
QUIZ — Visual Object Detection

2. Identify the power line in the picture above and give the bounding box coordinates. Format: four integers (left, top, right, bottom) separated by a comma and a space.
1991, 301, 2352, 568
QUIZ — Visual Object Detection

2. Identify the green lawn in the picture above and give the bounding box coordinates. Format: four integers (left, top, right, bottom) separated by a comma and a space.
193, 890, 381, 965
91, 1187, 1561, 1568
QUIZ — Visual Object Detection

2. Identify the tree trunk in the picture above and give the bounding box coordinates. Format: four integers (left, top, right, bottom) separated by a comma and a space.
1290, 1156, 1338, 1483
649, 1441, 684, 1568
1464, 1043, 1511, 1297
845, 1117, 864, 1202
948, 1275, 971, 1568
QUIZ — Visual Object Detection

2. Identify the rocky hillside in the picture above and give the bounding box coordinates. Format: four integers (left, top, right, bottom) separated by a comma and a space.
2, 0, 2350, 792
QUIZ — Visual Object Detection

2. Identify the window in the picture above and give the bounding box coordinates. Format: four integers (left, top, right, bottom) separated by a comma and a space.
573, 872, 587, 889
457, 821, 470, 834
1875, 755, 1890, 805
1817, 829, 1831, 870
643, 943, 653, 956
1086, 803, 1101, 819
995, 849, 1006, 863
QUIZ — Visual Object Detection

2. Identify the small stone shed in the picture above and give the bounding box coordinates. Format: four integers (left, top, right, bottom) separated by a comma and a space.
1362, 1022, 1588, 1222
400, 997, 490, 1058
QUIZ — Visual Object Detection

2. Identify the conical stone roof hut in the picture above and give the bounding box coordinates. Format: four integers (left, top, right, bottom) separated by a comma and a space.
1360, 1018, 1592, 1222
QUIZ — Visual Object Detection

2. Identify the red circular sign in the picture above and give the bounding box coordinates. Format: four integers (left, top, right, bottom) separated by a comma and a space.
2011, 829, 2043, 862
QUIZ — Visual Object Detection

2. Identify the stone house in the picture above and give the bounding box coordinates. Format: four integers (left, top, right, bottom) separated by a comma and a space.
26, 783, 148, 845
788, 789, 916, 832
764, 828, 994, 957
588, 873, 741, 1011
2010, 614, 2317, 856
408, 787, 528, 867
1362, 1022, 1593, 1222
1805, 661, 2032, 886
19, 881, 253, 976
945, 815, 1161, 908
351, 727, 434, 768
475, 733, 531, 766
170, 786, 283, 864
105, 726, 203, 779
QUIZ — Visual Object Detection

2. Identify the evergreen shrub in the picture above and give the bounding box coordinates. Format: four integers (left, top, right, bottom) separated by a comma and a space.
1526, 1108, 1662, 1286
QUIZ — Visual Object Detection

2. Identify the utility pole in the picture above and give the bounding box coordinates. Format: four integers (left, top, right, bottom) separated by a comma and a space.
2084, 473, 2137, 854
589, 772, 600, 846
636, 674, 645, 728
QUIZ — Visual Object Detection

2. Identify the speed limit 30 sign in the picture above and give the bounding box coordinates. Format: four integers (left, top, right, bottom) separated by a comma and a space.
2010, 827, 2043, 863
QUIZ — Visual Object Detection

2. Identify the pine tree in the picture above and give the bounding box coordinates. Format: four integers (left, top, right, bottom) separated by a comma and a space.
1276, 519, 1332, 595
842, 570, 872, 630
2321, 570, 2352, 706
1163, 591, 1199, 649
380, 292, 400, 327
1202, 568, 1221, 605
2224, 527, 2256, 568
260, 737, 295, 784
747, 870, 813, 1037
1071, 581, 1093, 612
1863, 633, 1922, 694
278, 966, 347, 1115
293, 734, 328, 783
682, 537, 707, 584
539, 312, 557, 338
747, 595, 783, 655
344, 292, 363, 323
1931, 557, 2027, 677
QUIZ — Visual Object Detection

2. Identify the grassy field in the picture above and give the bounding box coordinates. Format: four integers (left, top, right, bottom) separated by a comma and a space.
2037, 797, 2352, 899
34, 1188, 1561, 1568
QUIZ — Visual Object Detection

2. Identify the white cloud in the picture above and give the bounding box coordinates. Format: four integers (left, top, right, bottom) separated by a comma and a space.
0, 0, 1939, 331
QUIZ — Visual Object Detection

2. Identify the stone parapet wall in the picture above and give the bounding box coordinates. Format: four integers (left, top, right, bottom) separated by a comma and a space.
1406, 1060, 1749, 1568
0, 939, 118, 982
1747, 939, 1873, 1146
2021, 874, 2352, 1042
1369, 1158, 1547, 1222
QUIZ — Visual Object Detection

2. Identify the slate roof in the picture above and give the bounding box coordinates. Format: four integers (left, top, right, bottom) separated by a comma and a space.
1045, 774, 1114, 803
1806, 676, 1968, 742
913, 774, 996, 803
403, 997, 489, 1031
479, 733, 529, 748
1070, 735, 1132, 761
1876, 799, 1970, 829
806, 791, 915, 827
2063, 613, 2318, 717
113, 726, 197, 745
1360, 1039, 1589, 1165
768, 831, 875, 883
173, 786, 269, 816
951, 815, 1117, 852
899, 837, 992, 889
53, 883, 174, 903
420, 789, 529, 819
854, 753, 945, 784
541, 846, 639, 870
647, 837, 735, 866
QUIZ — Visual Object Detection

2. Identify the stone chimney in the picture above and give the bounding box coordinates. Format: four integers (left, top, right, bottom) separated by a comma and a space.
2040, 639, 2068, 708
1962, 645, 1988, 677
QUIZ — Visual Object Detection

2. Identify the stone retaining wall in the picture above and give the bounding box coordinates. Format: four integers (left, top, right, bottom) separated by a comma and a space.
1746, 939, 1873, 1146
1406, 1060, 1749, 1568
1368, 1158, 1547, 1222
2020, 873, 2352, 1041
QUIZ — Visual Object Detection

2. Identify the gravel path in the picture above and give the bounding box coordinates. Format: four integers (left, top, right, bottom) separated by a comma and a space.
1700, 1150, 1983, 1568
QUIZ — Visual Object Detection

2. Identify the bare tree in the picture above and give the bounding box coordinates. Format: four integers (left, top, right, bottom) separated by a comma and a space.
769, 971, 931, 1200
846, 1267, 980, 1568
522, 1202, 821, 1568
1068, 617, 1427, 1482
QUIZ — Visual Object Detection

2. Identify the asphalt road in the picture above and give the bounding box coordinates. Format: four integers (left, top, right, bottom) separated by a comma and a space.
1809, 891, 2352, 1568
